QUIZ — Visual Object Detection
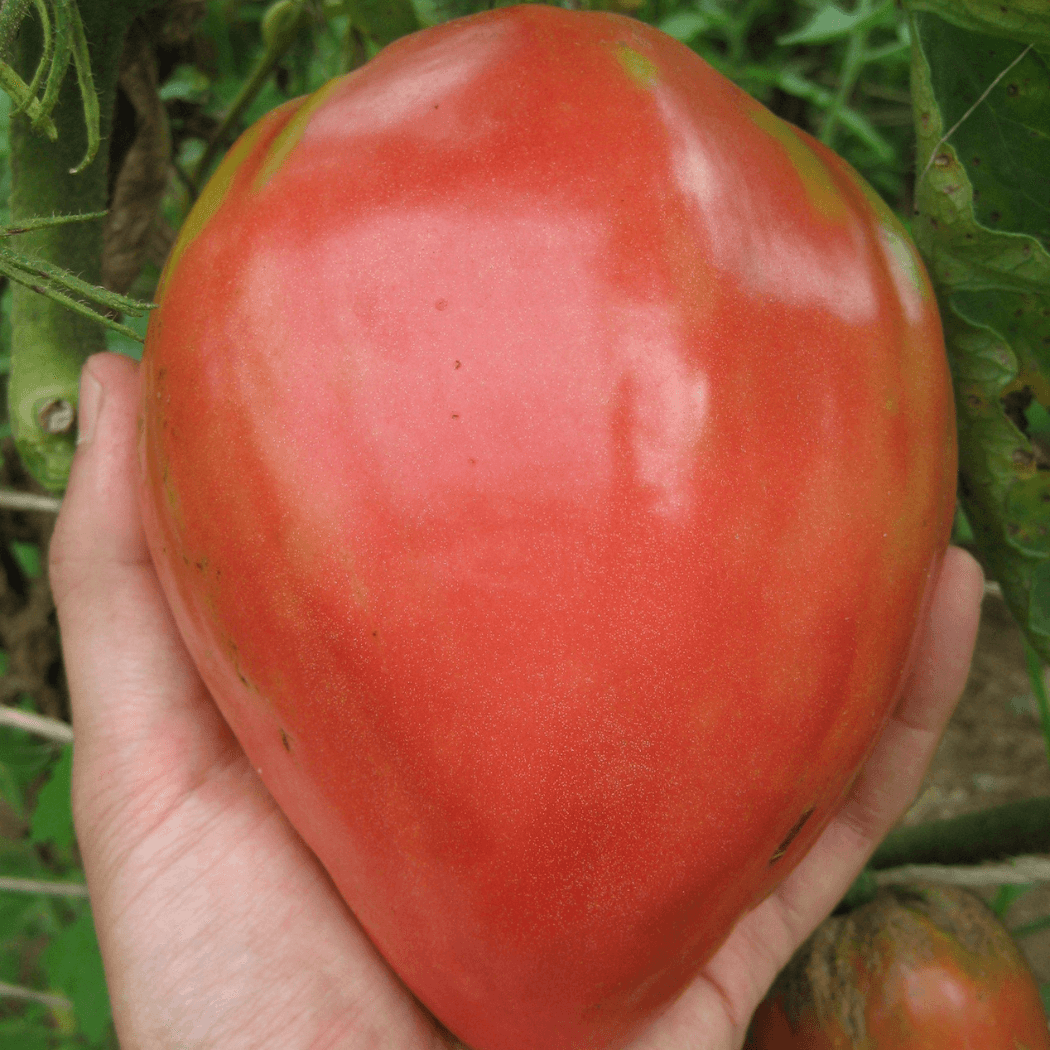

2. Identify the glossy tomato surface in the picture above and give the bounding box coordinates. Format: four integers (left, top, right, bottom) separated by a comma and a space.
745, 884, 1050, 1050
138, 7, 957, 1049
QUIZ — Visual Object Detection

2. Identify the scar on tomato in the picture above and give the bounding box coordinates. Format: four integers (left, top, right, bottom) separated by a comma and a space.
769, 807, 814, 865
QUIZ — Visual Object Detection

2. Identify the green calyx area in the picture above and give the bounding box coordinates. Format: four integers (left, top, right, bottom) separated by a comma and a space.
616, 44, 659, 88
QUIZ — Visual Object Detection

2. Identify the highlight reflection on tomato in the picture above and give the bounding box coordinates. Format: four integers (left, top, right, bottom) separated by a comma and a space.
138, 7, 957, 1049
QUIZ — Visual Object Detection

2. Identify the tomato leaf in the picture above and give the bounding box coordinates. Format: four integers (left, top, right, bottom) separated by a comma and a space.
42, 904, 112, 1044
0, 1020, 50, 1050
8, 538, 40, 578
658, 12, 710, 44
778, 0, 896, 46
345, 0, 419, 44
28, 743, 74, 850
0, 722, 59, 819
909, 0, 1050, 46
907, 1, 1050, 657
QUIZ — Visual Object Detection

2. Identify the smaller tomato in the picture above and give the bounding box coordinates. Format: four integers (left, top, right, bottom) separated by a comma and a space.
746, 883, 1050, 1049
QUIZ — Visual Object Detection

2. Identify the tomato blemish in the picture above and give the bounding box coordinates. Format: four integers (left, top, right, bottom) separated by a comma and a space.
615, 44, 658, 89
769, 807, 814, 865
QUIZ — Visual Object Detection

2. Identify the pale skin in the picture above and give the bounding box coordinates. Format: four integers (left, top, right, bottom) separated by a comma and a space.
49, 352, 985, 1050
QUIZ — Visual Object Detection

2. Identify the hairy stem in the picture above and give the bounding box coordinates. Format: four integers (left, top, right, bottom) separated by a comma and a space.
7, 0, 160, 491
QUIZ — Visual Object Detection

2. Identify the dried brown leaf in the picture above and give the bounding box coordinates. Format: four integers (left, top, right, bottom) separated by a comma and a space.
102, 19, 171, 295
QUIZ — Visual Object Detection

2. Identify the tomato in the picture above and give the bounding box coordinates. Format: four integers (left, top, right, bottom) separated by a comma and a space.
138, 6, 956, 1049
745, 883, 1050, 1049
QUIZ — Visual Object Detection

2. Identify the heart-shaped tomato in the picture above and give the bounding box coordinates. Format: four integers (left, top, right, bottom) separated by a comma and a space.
139, 7, 956, 1048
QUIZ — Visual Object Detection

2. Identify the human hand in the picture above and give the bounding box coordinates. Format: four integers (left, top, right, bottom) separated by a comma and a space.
49, 351, 984, 1050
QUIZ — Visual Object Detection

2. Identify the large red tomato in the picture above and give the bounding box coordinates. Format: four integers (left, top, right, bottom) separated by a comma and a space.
745, 883, 1050, 1049
138, 6, 956, 1049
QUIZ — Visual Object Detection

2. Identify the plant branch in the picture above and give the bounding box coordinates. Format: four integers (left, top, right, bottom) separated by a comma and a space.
0, 488, 61, 511
0, 242, 152, 314
870, 797, 1050, 869
0, 60, 57, 134
0, 875, 88, 896
873, 855, 1050, 888
22, 0, 53, 102
0, 979, 73, 1010
0, 704, 73, 743
0, 254, 149, 339
1024, 640, 1050, 771
189, 0, 308, 191
820, 0, 872, 150
0, 0, 34, 58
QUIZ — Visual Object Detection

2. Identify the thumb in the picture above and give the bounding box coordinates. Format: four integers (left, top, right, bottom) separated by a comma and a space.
49, 352, 234, 862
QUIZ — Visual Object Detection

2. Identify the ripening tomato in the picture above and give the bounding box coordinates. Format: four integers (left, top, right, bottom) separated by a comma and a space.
138, 6, 956, 1049
745, 883, 1050, 1050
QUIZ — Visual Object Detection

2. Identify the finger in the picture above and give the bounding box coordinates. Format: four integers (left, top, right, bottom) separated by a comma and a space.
700, 545, 985, 1022
49, 353, 240, 850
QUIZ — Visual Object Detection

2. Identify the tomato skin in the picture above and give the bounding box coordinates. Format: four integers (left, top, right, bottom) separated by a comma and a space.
138, 7, 956, 1050
745, 884, 1050, 1050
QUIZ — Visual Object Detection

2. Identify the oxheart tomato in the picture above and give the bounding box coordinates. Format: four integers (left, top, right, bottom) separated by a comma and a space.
744, 883, 1050, 1049
138, 6, 956, 1050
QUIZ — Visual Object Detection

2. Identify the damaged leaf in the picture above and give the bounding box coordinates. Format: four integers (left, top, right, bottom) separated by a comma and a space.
907, 0, 1050, 657
102, 18, 172, 294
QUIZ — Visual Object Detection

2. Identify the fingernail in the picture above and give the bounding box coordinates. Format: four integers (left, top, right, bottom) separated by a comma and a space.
77, 361, 104, 446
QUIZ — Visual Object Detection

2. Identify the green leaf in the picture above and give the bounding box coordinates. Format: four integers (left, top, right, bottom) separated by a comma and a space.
9, 538, 40, 578
43, 905, 112, 1044
909, 0, 1050, 48
1012, 911, 1050, 939
29, 743, 73, 850
0, 1019, 50, 1050
158, 62, 210, 103
990, 881, 1033, 916
779, 0, 895, 46
658, 12, 710, 43
907, 3, 1050, 658
1028, 400, 1050, 439
0, 725, 58, 819
347, 0, 419, 43
773, 68, 895, 161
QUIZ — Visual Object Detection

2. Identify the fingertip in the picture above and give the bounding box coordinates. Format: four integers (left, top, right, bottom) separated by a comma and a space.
941, 544, 985, 611
927, 544, 984, 677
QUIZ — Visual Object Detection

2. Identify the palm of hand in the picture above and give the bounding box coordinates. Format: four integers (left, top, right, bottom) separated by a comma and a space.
66, 640, 747, 1050
50, 353, 983, 1050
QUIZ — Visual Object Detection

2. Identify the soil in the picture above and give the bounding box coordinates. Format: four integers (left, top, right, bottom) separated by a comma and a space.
0, 453, 1048, 983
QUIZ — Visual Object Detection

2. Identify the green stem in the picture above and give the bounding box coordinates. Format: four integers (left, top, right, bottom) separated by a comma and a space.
1012, 913, 1050, 940
869, 797, 1050, 870
7, 0, 161, 491
189, 0, 307, 194
1024, 640, 1050, 772
820, 0, 871, 150
0, 0, 33, 59
0, 60, 56, 134
21, 0, 51, 102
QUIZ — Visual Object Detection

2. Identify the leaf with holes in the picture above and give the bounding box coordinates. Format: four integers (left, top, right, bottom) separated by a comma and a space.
907, 1, 1050, 653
